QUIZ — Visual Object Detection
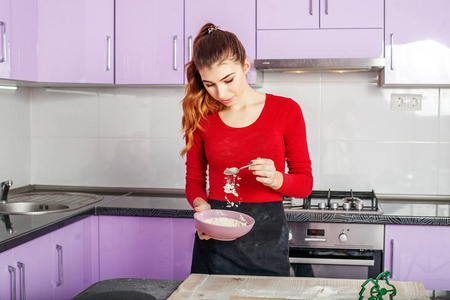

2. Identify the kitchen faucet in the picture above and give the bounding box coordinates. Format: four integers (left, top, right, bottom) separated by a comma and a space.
0, 180, 13, 233
1, 180, 13, 202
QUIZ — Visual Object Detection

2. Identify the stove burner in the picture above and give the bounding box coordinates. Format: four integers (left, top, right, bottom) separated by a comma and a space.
355, 202, 364, 211
283, 189, 381, 214
329, 202, 339, 210
342, 197, 362, 204
342, 202, 351, 210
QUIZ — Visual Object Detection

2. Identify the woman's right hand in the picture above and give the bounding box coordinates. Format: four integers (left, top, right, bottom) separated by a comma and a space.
193, 197, 212, 240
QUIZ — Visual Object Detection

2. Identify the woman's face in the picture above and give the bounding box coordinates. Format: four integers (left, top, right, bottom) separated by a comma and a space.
198, 58, 250, 107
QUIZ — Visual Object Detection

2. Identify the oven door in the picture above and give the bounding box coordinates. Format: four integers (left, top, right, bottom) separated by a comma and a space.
289, 248, 383, 279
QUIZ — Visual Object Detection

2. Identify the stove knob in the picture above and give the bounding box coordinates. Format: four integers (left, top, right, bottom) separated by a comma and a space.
288, 231, 293, 241
338, 233, 348, 243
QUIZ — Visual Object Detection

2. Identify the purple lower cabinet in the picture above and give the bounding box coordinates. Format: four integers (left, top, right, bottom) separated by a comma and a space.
0, 248, 14, 299
53, 216, 99, 300
384, 224, 450, 290
99, 216, 195, 281
12, 232, 54, 299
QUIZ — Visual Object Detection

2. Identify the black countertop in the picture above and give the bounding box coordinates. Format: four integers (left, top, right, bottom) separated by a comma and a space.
96, 194, 450, 226
1, 187, 450, 254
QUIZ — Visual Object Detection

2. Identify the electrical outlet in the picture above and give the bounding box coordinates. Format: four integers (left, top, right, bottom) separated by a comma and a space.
390, 94, 422, 111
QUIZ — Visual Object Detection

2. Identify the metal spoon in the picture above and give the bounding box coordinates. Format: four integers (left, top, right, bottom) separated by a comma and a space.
223, 164, 252, 176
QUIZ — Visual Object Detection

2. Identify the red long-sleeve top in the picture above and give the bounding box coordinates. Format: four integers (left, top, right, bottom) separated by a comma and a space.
185, 94, 313, 207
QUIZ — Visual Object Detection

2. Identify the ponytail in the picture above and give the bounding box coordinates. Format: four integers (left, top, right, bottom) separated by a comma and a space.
180, 23, 246, 156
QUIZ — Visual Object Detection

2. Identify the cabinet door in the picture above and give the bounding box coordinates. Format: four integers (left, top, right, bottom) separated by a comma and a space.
13, 234, 54, 300
99, 216, 195, 281
0, 0, 11, 79
185, 0, 258, 85
115, 0, 184, 85
52, 216, 99, 300
319, 0, 383, 29
0, 249, 15, 300
257, 29, 383, 59
384, 225, 450, 291
382, 0, 450, 86
36, 0, 114, 84
257, 0, 383, 30
256, 0, 383, 60
257, 0, 319, 30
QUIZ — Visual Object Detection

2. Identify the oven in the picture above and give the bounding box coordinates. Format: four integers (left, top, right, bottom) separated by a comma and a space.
285, 190, 384, 280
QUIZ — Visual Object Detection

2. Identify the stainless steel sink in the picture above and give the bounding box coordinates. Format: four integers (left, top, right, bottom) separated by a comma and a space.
1, 192, 104, 215
0, 202, 71, 215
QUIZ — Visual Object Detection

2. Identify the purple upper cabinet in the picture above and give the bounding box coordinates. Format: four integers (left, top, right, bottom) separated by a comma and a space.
10, 0, 38, 81
257, 0, 384, 30
381, 0, 450, 86
257, 0, 383, 30
257, 29, 383, 60
115, 0, 184, 85
257, 0, 319, 30
319, 0, 383, 29
0, 0, 11, 79
256, 0, 384, 60
36, 0, 114, 84
384, 225, 450, 291
185, 0, 258, 85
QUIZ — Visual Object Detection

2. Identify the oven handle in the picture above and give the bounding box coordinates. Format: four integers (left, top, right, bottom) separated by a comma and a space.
289, 257, 375, 266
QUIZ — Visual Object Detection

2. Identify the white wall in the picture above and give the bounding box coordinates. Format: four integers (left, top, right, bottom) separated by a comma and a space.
0, 88, 31, 188
21, 72, 450, 195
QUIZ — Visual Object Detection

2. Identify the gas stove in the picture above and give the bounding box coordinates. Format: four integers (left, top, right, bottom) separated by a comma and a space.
283, 189, 382, 215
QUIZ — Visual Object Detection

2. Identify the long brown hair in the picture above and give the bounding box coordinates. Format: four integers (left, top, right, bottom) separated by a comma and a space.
180, 23, 247, 156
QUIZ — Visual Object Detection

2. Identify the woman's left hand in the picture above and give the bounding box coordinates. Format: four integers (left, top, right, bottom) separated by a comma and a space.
249, 157, 283, 190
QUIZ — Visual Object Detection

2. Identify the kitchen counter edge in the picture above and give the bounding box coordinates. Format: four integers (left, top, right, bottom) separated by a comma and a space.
1, 186, 450, 254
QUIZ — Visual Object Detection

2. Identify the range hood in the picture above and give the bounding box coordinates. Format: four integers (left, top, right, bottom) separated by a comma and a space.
254, 58, 385, 72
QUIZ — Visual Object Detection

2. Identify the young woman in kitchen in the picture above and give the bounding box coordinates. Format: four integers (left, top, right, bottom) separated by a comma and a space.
181, 23, 313, 276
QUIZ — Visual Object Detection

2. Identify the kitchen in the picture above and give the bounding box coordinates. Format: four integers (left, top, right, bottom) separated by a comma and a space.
0, 0, 449, 299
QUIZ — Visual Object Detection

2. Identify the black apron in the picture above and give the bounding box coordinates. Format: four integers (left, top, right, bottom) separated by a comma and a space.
191, 199, 290, 276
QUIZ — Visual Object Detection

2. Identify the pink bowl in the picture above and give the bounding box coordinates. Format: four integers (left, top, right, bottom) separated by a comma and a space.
194, 209, 255, 241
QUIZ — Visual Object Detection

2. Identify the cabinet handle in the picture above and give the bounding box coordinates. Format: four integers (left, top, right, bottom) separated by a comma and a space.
106, 36, 111, 71
390, 33, 394, 70
56, 244, 64, 286
309, 0, 313, 15
17, 262, 25, 300
390, 239, 394, 278
8, 266, 16, 300
173, 35, 178, 70
0, 21, 6, 63
188, 36, 193, 62
325, 0, 329, 14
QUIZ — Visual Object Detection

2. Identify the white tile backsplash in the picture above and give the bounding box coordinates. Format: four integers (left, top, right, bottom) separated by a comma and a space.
0, 74, 447, 195
31, 137, 99, 186
438, 143, 450, 194
441, 89, 450, 142
321, 84, 439, 142
321, 141, 439, 194
98, 137, 185, 188
31, 88, 99, 138
98, 89, 152, 138
0, 88, 31, 188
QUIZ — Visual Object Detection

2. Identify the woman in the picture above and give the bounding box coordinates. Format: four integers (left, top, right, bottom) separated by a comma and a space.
181, 23, 313, 276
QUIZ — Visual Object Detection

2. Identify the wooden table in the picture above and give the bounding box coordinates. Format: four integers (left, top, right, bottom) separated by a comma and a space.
168, 274, 430, 300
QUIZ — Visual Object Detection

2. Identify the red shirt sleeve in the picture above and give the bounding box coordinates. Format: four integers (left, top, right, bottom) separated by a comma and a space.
275, 99, 313, 198
184, 130, 208, 207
